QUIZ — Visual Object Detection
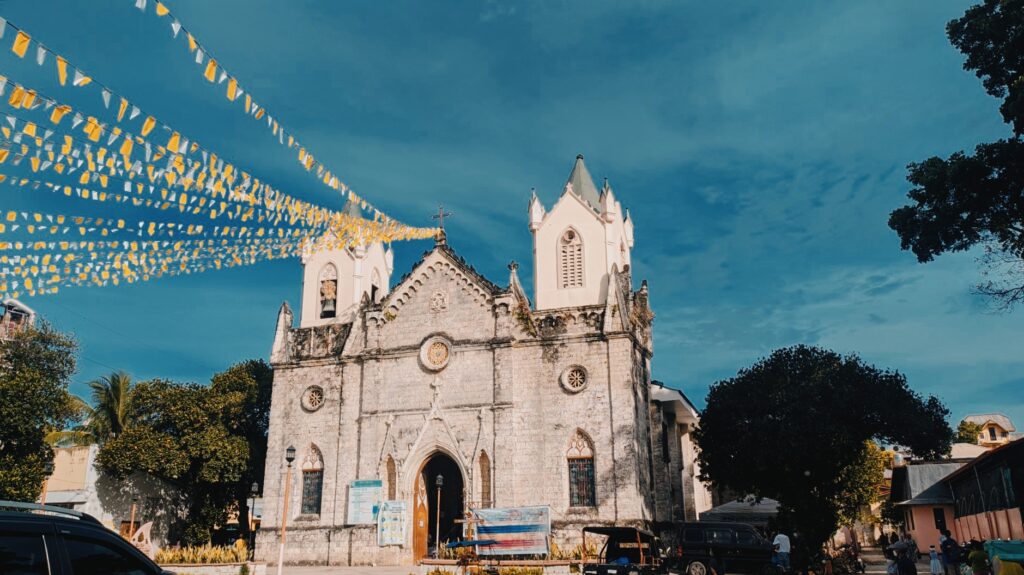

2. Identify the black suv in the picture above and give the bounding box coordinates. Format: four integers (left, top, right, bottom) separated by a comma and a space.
0, 501, 173, 575
666, 522, 773, 575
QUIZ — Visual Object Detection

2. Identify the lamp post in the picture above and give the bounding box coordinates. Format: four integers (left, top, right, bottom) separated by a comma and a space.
434, 474, 444, 557
39, 460, 54, 505
128, 496, 139, 539
276, 446, 296, 575
249, 481, 259, 561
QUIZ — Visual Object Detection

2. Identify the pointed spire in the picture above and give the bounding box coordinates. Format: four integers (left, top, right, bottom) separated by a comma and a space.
564, 154, 601, 212
528, 187, 546, 231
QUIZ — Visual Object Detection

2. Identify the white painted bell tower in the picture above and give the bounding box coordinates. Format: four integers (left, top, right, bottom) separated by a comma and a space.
298, 201, 393, 327
529, 155, 634, 310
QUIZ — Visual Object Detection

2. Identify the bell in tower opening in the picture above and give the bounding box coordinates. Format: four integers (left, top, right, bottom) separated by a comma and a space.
319, 263, 338, 319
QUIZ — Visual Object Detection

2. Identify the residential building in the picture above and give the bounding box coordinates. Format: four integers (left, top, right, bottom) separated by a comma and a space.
0, 298, 34, 339
962, 414, 1017, 447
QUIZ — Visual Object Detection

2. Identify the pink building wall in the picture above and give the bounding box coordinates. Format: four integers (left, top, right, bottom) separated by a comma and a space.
905, 505, 957, 550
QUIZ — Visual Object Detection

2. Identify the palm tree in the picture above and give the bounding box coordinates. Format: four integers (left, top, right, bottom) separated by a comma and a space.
46, 371, 135, 446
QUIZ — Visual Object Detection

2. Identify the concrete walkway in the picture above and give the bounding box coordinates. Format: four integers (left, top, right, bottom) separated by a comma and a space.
280, 567, 413, 575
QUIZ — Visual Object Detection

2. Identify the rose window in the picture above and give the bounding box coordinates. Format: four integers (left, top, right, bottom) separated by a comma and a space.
302, 386, 325, 411
561, 366, 589, 393
428, 341, 449, 367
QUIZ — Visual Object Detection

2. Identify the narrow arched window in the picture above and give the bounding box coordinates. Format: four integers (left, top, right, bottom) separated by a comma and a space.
319, 264, 338, 318
559, 229, 584, 289
386, 455, 397, 500
371, 268, 382, 303
567, 429, 595, 507
301, 445, 325, 515
479, 451, 492, 508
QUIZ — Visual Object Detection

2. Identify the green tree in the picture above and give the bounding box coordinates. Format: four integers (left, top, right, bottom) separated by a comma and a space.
210, 359, 273, 544
49, 371, 137, 446
694, 345, 952, 550
0, 322, 77, 501
98, 379, 248, 545
956, 419, 983, 444
888, 0, 1024, 309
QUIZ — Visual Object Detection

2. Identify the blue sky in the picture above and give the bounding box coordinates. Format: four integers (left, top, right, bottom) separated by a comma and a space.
3, 1, 1021, 427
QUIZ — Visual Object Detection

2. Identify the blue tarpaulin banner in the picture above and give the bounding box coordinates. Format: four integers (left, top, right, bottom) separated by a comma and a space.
472, 506, 550, 556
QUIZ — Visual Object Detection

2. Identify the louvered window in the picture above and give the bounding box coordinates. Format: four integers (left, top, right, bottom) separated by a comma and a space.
559, 230, 584, 288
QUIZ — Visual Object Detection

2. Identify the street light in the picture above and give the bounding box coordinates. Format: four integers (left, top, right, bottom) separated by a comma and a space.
249, 482, 260, 561
276, 446, 296, 575
40, 460, 54, 505
435, 474, 444, 557
129, 496, 139, 540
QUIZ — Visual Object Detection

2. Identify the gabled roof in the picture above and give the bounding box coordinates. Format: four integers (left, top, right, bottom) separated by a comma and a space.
963, 413, 1016, 432
392, 240, 505, 297
564, 154, 601, 212
890, 462, 966, 506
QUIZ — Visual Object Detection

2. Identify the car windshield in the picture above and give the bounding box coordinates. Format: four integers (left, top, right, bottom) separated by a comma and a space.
603, 532, 655, 564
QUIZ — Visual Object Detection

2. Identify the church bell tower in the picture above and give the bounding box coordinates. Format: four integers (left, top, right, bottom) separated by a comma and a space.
298, 200, 393, 327
529, 155, 634, 311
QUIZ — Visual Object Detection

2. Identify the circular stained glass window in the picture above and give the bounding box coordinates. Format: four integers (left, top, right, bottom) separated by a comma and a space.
419, 336, 452, 372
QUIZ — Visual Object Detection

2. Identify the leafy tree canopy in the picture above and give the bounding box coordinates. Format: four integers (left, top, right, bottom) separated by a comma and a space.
956, 419, 984, 444
694, 345, 952, 549
889, 0, 1024, 308
0, 322, 77, 501
97, 359, 272, 546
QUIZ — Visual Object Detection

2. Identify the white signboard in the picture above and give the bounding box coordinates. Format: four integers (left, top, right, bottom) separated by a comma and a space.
347, 479, 382, 525
377, 500, 407, 546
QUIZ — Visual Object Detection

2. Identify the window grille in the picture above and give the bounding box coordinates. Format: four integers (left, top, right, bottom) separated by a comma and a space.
319, 264, 338, 319
567, 429, 596, 507
559, 230, 584, 289
301, 470, 323, 515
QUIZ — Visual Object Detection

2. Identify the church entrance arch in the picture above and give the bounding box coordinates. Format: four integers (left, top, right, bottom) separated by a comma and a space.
413, 451, 465, 561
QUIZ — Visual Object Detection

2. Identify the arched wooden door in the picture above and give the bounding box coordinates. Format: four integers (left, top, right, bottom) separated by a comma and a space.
413, 470, 429, 560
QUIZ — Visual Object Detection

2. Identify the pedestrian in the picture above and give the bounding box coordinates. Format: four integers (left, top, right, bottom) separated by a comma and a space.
897, 550, 919, 575
891, 533, 900, 547
940, 530, 961, 575
930, 545, 942, 575
773, 531, 792, 574
904, 534, 919, 560
967, 541, 990, 575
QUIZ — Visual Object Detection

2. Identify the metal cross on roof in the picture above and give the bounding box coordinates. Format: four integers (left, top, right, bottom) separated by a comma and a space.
431, 204, 453, 230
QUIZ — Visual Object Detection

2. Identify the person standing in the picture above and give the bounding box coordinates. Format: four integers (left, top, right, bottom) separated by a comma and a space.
940, 530, 961, 575
773, 532, 792, 573
930, 545, 943, 575
897, 549, 919, 575
967, 542, 990, 575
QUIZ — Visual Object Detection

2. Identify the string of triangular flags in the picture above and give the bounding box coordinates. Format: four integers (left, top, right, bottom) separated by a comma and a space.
0, 12, 438, 300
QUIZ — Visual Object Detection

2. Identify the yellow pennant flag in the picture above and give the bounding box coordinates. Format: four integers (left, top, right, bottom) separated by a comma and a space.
56, 57, 68, 86
117, 98, 129, 122
204, 59, 217, 82
141, 116, 156, 136
22, 122, 36, 137
49, 105, 71, 125
167, 132, 180, 151
187, 33, 197, 52
155, 2, 170, 16
11, 31, 30, 58
226, 77, 238, 101
7, 85, 25, 108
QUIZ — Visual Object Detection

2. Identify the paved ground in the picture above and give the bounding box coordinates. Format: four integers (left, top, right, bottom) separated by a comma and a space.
281, 567, 413, 575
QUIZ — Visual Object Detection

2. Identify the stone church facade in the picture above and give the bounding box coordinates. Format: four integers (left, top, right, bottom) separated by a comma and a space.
256, 156, 709, 566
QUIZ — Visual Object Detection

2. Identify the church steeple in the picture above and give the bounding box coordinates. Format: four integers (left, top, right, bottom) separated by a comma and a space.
529, 155, 635, 311
564, 154, 601, 212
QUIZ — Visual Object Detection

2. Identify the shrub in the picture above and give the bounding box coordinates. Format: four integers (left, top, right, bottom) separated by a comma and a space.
155, 543, 248, 564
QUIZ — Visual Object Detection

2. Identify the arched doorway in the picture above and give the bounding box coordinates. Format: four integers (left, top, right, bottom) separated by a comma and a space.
413, 451, 465, 560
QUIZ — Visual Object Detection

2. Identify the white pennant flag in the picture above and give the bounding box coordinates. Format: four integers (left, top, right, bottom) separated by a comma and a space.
5, 115, 15, 129
72, 69, 87, 86
195, 49, 204, 65
35, 45, 46, 66
219, 70, 228, 83
135, 0, 147, 11
171, 19, 182, 37
43, 129, 53, 140
129, 106, 141, 120
71, 112, 84, 129
0, 77, 6, 97
101, 89, 111, 109
44, 99, 54, 110
107, 131, 119, 146
0, 18, 7, 39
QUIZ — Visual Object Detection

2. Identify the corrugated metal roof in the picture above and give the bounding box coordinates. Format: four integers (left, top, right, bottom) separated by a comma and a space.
892, 462, 965, 505
963, 413, 1016, 433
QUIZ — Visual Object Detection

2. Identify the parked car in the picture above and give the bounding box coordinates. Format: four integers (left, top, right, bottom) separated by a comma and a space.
581, 526, 662, 575
666, 521, 774, 575
0, 500, 174, 575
